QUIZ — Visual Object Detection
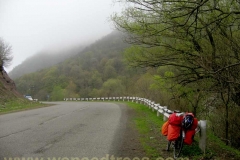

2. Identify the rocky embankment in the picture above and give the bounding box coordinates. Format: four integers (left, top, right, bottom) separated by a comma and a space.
0, 66, 22, 101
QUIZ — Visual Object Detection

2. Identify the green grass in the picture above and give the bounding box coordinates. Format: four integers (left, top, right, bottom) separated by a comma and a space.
126, 101, 204, 159
124, 101, 240, 160
181, 141, 203, 159
206, 132, 240, 159
126, 101, 203, 159
125, 102, 167, 159
0, 98, 51, 114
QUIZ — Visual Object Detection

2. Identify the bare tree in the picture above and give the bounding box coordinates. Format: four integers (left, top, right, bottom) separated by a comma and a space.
0, 38, 13, 71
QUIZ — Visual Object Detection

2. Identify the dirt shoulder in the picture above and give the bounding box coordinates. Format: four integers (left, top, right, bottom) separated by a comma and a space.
110, 102, 174, 160
109, 103, 146, 159
113, 102, 240, 160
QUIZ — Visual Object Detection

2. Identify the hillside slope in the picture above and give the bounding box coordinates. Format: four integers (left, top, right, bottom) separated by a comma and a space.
0, 66, 22, 103
14, 31, 149, 101
9, 45, 85, 79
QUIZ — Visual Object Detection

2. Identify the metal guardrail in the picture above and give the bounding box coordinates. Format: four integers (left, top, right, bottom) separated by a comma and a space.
64, 96, 206, 153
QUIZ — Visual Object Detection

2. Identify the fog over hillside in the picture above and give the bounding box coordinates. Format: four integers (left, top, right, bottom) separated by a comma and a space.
1, 0, 123, 72
9, 45, 85, 79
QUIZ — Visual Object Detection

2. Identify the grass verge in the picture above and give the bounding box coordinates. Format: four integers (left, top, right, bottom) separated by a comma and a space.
125, 102, 171, 159
0, 98, 51, 114
125, 101, 240, 160
205, 132, 240, 159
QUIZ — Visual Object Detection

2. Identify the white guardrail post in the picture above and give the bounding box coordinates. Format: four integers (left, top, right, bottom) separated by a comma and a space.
148, 100, 151, 109
64, 97, 206, 153
198, 120, 207, 154
163, 107, 169, 121
151, 102, 155, 112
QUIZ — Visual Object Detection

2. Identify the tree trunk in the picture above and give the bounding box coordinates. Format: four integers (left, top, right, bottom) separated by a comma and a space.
226, 103, 229, 145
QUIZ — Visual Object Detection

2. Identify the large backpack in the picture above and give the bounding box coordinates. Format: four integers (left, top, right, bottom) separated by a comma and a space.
161, 121, 169, 136
167, 124, 181, 141
167, 113, 184, 141
184, 117, 198, 145
168, 113, 183, 126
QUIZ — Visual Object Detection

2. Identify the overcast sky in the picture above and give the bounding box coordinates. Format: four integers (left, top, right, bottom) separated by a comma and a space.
0, 0, 123, 72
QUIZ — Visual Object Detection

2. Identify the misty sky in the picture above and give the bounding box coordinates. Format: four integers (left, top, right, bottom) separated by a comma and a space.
0, 0, 123, 72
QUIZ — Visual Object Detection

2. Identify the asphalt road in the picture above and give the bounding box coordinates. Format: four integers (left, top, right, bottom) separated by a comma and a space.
0, 102, 129, 159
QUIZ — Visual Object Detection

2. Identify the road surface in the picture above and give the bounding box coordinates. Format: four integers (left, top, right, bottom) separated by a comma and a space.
0, 102, 130, 159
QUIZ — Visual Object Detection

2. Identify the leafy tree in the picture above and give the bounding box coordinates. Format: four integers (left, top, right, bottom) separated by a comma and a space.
102, 78, 125, 97
89, 70, 103, 89
112, 0, 240, 95
134, 73, 154, 99
112, 0, 240, 145
89, 88, 103, 98
51, 86, 65, 101
65, 81, 79, 98
103, 59, 117, 80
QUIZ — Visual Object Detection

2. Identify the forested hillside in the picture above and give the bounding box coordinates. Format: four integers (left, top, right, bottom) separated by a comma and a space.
14, 31, 160, 101
9, 45, 85, 79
